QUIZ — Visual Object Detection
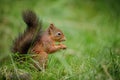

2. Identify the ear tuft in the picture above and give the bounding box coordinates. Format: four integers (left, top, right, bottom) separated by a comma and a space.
48, 23, 55, 35
49, 23, 55, 29
50, 23, 54, 26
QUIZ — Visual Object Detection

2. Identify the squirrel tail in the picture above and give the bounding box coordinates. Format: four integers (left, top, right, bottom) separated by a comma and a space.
23, 10, 39, 28
12, 10, 42, 54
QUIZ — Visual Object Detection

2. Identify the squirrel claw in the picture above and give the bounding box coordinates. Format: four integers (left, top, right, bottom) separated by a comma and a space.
62, 47, 67, 50
60, 44, 67, 49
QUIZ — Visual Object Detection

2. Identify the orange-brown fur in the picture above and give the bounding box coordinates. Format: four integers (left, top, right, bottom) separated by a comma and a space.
31, 24, 67, 70
12, 10, 67, 70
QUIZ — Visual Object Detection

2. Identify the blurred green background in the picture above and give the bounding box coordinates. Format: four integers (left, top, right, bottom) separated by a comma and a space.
0, 0, 120, 80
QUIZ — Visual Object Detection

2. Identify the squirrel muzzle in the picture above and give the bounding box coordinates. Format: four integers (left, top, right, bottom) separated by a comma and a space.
60, 37, 66, 42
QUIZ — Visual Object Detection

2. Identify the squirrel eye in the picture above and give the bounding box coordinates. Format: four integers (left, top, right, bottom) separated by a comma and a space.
57, 32, 61, 36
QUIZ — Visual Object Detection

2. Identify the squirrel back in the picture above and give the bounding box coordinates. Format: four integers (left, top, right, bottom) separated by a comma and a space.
12, 10, 42, 54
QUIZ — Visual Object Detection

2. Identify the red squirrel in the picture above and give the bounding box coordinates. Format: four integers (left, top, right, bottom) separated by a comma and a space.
12, 10, 67, 70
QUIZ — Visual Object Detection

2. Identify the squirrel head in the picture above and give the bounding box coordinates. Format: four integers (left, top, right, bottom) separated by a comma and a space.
48, 23, 66, 42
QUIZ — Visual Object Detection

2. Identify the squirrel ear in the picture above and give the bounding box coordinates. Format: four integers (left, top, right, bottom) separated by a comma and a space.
48, 23, 55, 35
49, 23, 55, 30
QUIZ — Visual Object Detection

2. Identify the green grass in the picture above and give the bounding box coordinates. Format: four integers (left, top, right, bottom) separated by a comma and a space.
0, 0, 120, 80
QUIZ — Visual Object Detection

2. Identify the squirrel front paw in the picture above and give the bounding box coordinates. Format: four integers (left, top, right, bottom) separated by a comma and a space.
59, 44, 67, 49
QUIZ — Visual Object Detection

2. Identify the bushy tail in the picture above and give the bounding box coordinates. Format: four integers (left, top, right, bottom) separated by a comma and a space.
12, 10, 42, 54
